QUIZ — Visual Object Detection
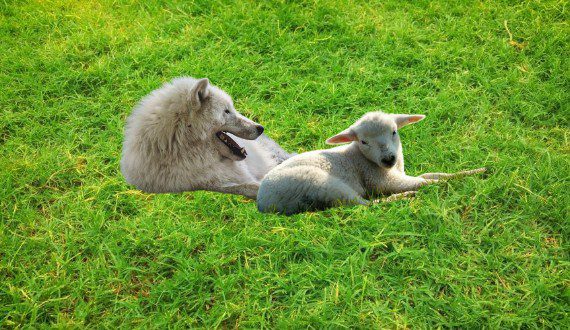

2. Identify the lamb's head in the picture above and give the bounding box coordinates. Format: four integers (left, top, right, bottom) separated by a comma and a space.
174, 77, 264, 161
326, 111, 425, 168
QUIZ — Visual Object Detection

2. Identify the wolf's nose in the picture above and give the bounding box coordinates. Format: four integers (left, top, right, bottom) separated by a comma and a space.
256, 125, 264, 135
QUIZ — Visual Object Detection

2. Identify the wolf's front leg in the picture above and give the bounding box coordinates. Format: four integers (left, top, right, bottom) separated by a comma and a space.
419, 167, 486, 180
211, 182, 260, 199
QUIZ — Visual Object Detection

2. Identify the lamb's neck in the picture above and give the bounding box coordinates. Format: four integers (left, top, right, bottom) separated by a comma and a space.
343, 143, 394, 191
342, 143, 384, 175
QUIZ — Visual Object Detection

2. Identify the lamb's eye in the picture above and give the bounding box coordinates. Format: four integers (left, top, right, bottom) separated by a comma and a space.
225, 109, 230, 114
361, 140, 368, 145
392, 130, 397, 136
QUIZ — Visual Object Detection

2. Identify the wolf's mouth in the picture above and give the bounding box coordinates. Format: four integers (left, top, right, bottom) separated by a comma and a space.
216, 131, 247, 158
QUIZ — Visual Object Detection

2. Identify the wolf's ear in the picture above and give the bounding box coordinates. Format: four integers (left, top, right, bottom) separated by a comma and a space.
393, 114, 425, 128
191, 78, 210, 109
326, 129, 357, 145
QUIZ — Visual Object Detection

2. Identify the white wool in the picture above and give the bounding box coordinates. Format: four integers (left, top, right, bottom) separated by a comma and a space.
257, 111, 484, 214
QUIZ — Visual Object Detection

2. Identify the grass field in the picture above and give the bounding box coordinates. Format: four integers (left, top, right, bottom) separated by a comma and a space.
1, 0, 569, 327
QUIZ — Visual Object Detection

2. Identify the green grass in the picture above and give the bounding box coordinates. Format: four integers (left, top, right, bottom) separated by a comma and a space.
1, 0, 569, 327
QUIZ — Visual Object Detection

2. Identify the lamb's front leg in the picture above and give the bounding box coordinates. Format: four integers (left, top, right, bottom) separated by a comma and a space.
419, 167, 486, 180
373, 191, 417, 203
368, 173, 437, 203
383, 173, 437, 194
376, 168, 486, 202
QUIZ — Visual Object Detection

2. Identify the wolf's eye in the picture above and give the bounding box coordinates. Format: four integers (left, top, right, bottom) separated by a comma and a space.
225, 109, 230, 114
361, 140, 368, 145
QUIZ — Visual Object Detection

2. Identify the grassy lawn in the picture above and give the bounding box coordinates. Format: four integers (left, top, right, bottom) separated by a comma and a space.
1, 0, 568, 327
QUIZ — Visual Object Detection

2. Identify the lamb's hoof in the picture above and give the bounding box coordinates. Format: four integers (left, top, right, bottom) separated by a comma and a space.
462, 167, 487, 177
472, 167, 487, 174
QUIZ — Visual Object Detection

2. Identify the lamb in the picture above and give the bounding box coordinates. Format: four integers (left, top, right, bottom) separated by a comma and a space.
257, 111, 485, 215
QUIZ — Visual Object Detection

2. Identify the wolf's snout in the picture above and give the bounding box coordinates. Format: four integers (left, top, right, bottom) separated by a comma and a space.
381, 155, 396, 167
256, 125, 264, 135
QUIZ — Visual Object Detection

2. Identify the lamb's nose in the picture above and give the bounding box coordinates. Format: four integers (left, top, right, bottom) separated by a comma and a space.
382, 155, 396, 167
256, 125, 264, 135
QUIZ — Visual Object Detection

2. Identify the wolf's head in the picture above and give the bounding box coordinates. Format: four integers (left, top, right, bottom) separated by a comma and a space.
174, 77, 264, 161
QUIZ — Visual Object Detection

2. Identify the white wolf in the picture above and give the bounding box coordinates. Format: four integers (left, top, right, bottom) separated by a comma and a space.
257, 111, 485, 214
120, 77, 292, 199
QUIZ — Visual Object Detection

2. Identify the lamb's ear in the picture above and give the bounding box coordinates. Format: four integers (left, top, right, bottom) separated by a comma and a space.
326, 129, 357, 145
393, 114, 425, 128
190, 78, 210, 109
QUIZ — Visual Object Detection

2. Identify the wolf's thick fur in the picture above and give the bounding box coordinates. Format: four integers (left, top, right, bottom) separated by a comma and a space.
120, 77, 291, 199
